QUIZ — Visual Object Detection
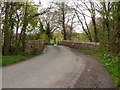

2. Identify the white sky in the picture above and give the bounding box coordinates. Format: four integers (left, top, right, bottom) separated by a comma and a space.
33, 0, 78, 8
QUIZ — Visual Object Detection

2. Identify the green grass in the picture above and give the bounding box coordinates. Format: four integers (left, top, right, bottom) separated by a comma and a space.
2, 55, 26, 66
1, 50, 41, 66
80, 48, 119, 87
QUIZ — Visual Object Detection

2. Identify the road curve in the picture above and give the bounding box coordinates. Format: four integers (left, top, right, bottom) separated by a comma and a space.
2, 46, 86, 88
2, 46, 115, 88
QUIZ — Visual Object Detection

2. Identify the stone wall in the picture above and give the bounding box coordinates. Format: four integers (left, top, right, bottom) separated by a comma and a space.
59, 40, 100, 50
25, 40, 45, 54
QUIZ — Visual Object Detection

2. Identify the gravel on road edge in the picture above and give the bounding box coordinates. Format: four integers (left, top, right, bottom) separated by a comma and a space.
69, 48, 116, 88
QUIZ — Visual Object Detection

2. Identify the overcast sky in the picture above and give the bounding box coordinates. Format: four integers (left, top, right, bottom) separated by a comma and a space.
32, 0, 92, 33
33, 0, 76, 6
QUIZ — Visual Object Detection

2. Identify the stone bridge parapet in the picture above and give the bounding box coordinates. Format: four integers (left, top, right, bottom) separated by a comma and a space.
59, 40, 100, 50
25, 40, 45, 54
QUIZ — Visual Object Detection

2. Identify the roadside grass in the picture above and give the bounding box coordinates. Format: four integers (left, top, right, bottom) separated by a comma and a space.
2, 55, 26, 66
80, 48, 119, 87
1, 50, 41, 66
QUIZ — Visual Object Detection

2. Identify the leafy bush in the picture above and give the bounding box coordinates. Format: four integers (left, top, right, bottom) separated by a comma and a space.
39, 33, 49, 42
45, 42, 52, 45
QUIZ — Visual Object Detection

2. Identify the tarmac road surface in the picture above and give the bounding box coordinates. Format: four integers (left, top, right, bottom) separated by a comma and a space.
2, 46, 115, 88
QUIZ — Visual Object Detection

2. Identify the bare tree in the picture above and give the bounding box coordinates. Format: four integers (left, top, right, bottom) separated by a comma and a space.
81, 0, 99, 42
50, 2, 76, 40
74, 2, 93, 42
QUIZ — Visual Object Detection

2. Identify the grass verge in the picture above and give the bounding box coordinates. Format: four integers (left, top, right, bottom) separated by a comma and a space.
2, 55, 25, 66
1, 50, 41, 66
80, 48, 119, 87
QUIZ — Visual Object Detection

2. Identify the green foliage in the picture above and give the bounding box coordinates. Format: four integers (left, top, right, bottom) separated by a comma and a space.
18, 52, 28, 56
45, 42, 53, 45
39, 21, 45, 33
76, 32, 90, 42
2, 1, 40, 55
0, 56, 2, 66
71, 32, 92, 42
39, 33, 49, 42
26, 34, 36, 40
29, 19, 38, 27
80, 48, 119, 86
31, 50, 40, 56
1, 50, 41, 66
53, 31, 63, 41
2, 55, 25, 66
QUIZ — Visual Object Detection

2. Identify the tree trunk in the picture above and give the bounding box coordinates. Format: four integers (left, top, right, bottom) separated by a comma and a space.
69, 27, 72, 40
75, 11, 92, 42
3, 2, 10, 55
62, 3, 67, 40
21, 3, 28, 52
92, 14, 99, 42
9, 2, 15, 54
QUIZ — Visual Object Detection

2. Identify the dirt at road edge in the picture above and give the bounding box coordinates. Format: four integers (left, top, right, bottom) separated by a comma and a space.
70, 48, 116, 88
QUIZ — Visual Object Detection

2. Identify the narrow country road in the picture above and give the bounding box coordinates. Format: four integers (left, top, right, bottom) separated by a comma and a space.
2, 46, 115, 88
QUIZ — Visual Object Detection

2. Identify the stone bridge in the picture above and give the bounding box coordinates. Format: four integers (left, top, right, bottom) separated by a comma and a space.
59, 40, 100, 50
25, 40, 100, 54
